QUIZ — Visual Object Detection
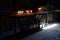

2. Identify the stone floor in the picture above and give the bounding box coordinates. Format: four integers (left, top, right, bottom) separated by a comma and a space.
20, 23, 60, 40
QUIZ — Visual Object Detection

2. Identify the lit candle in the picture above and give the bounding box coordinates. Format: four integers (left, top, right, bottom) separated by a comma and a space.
38, 7, 43, 13
29, 10, 33, 13
26, 10, 30, 14
17, 10, 24, 15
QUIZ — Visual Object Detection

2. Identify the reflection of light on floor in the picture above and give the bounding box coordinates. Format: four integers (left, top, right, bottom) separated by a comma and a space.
40, 24, 45, 28
42, 24, 58, 30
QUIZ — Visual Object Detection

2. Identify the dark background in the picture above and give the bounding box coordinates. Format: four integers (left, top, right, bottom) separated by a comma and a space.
0, 0, 60, 11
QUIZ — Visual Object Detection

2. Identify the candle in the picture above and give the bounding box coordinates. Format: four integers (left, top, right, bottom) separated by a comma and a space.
29, 10, 33, 13
38, 7, 43, 13
26, 10, 30, 14
17, 10, 24, 15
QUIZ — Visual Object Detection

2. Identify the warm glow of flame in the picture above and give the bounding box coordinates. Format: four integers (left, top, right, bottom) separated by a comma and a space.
38, 8, 42, 10
38, 7, 43, 13
26, 10, 29, 13
17, 10, 24, 15
30, 10, 33, 13
26, 10, 31, 14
